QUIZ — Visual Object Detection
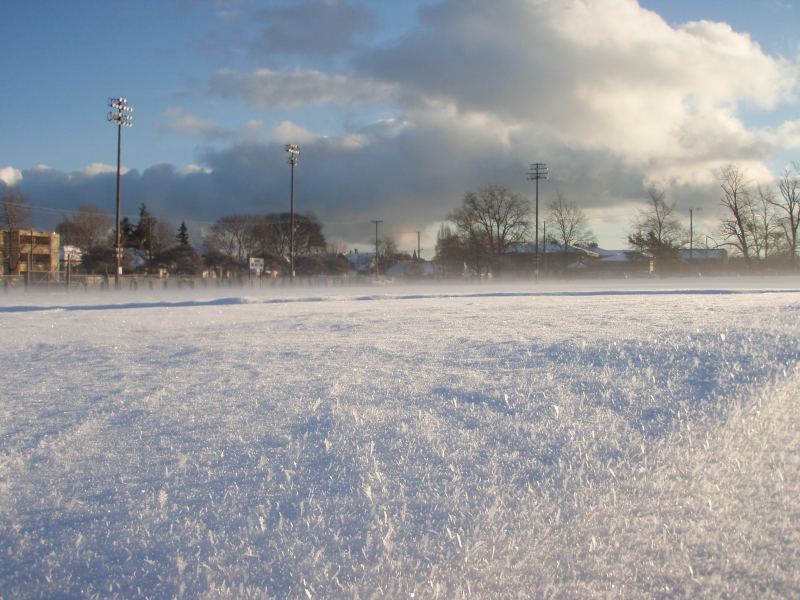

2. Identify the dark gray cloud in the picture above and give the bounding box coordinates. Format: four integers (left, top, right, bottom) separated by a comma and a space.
253, 0, 374, 57
15, 115, 663, 251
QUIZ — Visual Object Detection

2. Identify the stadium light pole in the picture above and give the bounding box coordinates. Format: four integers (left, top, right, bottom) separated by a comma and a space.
107, 97, 133, 289
285, 144, 299, 280
371, 220, 383, 276
527, 163, 548, 278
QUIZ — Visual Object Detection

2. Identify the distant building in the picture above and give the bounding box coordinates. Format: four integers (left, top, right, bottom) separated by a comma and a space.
346, 249, 377, 274
385, 260, 435, 279
568, 247, 650, 276
677, 248, 728, 264
502, 242, 597, 274
1, 229, 61, 276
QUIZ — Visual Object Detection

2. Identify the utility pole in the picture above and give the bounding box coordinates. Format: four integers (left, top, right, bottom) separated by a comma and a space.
689, 207, 702, 261
107, 97, 133, 290
527, 163, 548, 278
417, 231, 421, 260
285, 144, 300, 280
371, 220, 383, 276
542, 221, 547, 274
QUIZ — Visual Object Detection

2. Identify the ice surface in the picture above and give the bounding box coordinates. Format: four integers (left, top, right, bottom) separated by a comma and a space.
1, 278, 799, 597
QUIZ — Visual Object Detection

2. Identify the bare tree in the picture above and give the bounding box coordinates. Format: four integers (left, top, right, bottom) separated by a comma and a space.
1, 188, 30, 233
547, 191, 596, 255
203, 215, 253, 261
749, 185, 782, 259
435, 224, 468, 275
770, 164, 800, 266
326, 239, 348, 256
250, 212, 325, 259
717, 164, 753, 261
1, 189, 31, 274
203, 212, 326, 267
450, 185, 530, 263
151, 220, 176, 256
56, 204, 112, 250
378, 236, 411, 270
627, 186, 684, 270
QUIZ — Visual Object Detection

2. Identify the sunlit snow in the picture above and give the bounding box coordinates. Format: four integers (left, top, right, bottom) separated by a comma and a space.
1, 278, 798, 597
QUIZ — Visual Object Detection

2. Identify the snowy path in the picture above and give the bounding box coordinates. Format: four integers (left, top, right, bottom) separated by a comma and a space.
1, 282, 799, 598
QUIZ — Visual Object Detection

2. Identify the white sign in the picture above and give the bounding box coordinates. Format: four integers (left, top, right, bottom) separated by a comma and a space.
249, 257, 264, 273
63, 245, 82, 262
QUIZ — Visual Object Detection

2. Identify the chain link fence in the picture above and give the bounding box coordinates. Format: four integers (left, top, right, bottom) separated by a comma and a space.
1, 271, 376, 293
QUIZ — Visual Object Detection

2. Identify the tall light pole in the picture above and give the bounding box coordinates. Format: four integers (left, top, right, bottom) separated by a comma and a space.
285, 144, 299, 280
527, 163, 548, 277
107, 97, 133, 289
689, 207, 702, 261
371, 220, 383, 276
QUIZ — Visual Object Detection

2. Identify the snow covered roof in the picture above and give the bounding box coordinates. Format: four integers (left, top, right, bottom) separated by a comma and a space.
593, 249, 648, 263
505, 242, 593, 255
385, 260, 435, 278
678, 248, 727, 261
346, 251, 375, 271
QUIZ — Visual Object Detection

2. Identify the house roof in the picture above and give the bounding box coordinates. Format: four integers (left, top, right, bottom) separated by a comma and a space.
385, 260, 435, 278
346, 251, 375, 270
505, 242, 594, 255
677, 248, 727, 260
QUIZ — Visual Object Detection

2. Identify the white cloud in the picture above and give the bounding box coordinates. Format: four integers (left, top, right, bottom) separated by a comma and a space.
178, 164, 213, 176
79, 163, 129, 177
0, 166, 23, 187
266, 121, 317, 144
775, 120, 800, 148
355, 0, 798, 184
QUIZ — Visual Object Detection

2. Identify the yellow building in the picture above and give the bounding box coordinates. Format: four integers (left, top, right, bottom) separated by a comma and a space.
0, 229, 61, 276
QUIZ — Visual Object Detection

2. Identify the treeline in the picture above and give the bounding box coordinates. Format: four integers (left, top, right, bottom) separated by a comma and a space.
54, 203, 203, 275
434, 163, 800, 275
3, 160, 799, 278
626, 164, 800, 273
434, 184, 596, 275
52, 204, 355, 276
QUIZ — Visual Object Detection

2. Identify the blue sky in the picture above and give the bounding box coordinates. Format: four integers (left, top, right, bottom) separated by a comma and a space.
1, 0, 798, 252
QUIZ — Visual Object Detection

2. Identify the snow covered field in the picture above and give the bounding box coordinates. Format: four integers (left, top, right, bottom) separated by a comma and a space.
1, 278, 799, 598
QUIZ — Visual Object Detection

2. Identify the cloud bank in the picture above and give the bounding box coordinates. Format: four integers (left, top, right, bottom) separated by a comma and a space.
6, 0, 799, 249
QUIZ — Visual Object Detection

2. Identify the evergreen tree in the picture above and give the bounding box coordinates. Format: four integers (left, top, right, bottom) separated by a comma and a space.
120, 216, 136, 248
135, 204, 157, 259
177, 221, 190, 246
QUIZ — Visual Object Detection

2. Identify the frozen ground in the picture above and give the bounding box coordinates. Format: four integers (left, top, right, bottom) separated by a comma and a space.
1, 278, 799, 598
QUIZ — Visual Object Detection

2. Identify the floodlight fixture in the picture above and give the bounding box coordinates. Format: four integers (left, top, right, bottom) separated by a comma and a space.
285, 144, 300, 166
108, 97, 134, 128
